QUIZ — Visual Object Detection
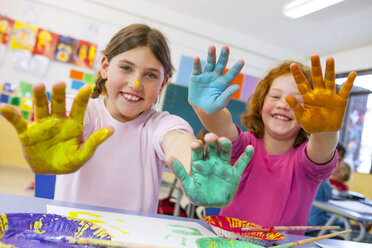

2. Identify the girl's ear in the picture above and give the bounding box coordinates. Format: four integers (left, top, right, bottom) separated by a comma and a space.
100, 56, 109, 79
159, 75, 169, 93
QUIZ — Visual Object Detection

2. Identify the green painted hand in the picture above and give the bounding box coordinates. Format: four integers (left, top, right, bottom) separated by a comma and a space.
286, 55, 356, 134
171, 135, 254, 207
0, 82, 113, 174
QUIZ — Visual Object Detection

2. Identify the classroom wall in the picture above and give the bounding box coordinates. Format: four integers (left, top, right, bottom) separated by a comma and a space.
0, 117, 28, 167
322, 43, 372, 73
347, 173, 372, 200
0, 0, 296, 167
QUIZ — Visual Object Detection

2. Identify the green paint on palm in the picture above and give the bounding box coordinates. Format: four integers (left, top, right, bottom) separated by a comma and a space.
172, 143, 254, 207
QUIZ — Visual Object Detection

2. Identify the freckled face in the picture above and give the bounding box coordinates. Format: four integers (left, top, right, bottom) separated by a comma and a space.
261, 74, 302, 141
100, 46, 168, 122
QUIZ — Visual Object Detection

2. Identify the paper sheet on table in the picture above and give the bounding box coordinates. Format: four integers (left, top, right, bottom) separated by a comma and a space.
47, 205, 216, 248
329, 200, 372, 215
315, 243, 338, 248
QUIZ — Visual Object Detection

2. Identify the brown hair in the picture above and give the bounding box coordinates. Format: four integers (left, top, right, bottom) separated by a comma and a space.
340, 162, 351, 182
92, 24, 174, 98
241, 61, 312, 147
336, 142, 346, 161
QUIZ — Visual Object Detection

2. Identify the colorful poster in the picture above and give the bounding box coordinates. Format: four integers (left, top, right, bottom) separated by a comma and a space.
47, 205, 216, 248
10, 21, 38, 51
54, 35, 76, 63
33, 29, 58, 59
73, 40, 97, 68
0, 15, 15, 45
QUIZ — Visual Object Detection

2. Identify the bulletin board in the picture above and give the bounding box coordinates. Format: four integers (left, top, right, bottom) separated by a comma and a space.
162, 83, 247, 135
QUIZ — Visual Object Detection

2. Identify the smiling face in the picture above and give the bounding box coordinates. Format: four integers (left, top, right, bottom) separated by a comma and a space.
100, 46, 168, 122
261, 74, 302, 142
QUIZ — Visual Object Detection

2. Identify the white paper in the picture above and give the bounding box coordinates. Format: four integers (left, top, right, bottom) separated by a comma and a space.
0, 44, 7, 64
47, 205, 216, 248
30, 55, 50, 77
12, 49, 31, 71
329, 200, 372, 215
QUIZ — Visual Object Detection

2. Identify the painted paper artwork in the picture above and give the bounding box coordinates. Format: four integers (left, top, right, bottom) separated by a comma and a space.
33, 29, 59, 59
203, 215, 285, 246
73, 40, 96, 68
54, 35, 77, 63
0, 213, 111, 248
0, 15, 15, 45
10, 21, 38, 52
47, 205, 216, 248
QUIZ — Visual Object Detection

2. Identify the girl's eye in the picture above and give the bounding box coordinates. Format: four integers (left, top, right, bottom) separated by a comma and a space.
146, 72, 158, 79
120, 65, 131, 71
271, 95, 280, 99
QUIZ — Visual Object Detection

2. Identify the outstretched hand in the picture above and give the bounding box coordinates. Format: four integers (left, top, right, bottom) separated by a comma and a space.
188, 46, 244, 114
168, 133, 254, 207
0, 82, 113, 174
286, 55, 356, 134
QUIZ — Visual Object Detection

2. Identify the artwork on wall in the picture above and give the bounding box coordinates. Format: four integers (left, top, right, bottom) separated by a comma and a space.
69, 69, 96, 91
73, 40, 97, 69
0, 81, 34, 121
0, 13, 98, 77
10, 21, 38, 71
30, 29, 59, 77
54, 36, 76, 63
0, 15, 15, 63
0, 15, 15, 45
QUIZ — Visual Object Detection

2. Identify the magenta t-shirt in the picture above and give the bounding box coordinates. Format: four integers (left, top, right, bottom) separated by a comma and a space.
220, 128, 337, 234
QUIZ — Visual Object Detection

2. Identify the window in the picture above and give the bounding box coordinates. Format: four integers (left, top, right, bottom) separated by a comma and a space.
336, 70, 372, 174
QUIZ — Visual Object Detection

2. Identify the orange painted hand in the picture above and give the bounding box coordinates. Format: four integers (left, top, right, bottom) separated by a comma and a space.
285, 55, 356, 134
0, 82, 113, 174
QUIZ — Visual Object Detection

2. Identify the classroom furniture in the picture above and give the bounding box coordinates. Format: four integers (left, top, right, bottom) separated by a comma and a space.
313, 199, 372, 242
1, 192, 370, 248
34, 174, 55, 199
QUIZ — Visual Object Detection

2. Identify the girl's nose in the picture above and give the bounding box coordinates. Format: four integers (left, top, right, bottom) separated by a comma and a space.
129, 80, 142, 90
278, 98, 290, 109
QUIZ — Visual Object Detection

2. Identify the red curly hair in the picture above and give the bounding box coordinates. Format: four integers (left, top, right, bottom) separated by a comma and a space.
241, 61, 312, 147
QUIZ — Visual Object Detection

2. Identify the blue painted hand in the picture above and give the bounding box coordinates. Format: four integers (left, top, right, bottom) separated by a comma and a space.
188, 46, 244, 114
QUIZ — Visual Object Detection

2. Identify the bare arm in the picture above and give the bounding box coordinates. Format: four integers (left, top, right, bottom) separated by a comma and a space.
307, 131, 338, 164
192, 106, 238, 142
162, 130, 196, 173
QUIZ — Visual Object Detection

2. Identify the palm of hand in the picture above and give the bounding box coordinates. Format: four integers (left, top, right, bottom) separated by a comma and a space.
287, 56, 355, 134
0, 83, 112, 175
298, 89, 348, 133
20, 117, 85, 174
181, 156, 242, 207
188, 46, 244, 114
189, 72, 229, 112
171, 140, 253, 207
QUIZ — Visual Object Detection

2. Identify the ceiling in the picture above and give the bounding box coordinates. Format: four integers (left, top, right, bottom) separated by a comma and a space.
120, 0, 372, 58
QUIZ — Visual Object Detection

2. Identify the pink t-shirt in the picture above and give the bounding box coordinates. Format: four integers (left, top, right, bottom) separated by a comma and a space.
220, 128, 337, 234
54, 96, 193, 213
